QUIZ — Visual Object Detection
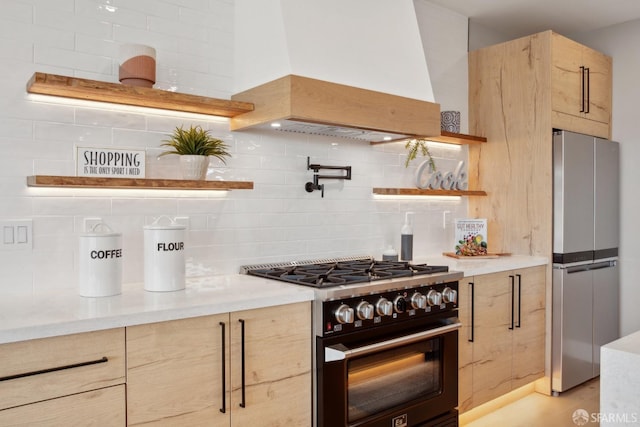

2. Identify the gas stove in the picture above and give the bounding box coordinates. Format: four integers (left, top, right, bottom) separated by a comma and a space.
241, 256, 462, 338
242, 257, 450, 288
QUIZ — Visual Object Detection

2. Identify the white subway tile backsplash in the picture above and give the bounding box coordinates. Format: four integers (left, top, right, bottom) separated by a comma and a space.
75, 108, 147, 129
3, 2, 33, 24
0, 38, 33, 62
0, 0, 469, 292
35, 45, 112, 74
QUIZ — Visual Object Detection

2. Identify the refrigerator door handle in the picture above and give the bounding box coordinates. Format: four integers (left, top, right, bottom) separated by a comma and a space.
590, 260, 617, 270
565, 260, 617, 274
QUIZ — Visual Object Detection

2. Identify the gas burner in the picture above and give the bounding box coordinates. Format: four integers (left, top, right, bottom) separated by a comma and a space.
243, 258, 449, 288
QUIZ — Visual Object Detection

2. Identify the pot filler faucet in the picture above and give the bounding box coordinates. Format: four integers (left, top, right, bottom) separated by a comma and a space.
305, 156, 352, 198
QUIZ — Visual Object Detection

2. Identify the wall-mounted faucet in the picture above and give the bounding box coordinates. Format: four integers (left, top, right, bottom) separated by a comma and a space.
305, 157, 352, 198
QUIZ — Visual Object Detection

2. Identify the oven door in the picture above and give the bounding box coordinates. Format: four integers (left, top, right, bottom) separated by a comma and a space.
318, 320, 460, 427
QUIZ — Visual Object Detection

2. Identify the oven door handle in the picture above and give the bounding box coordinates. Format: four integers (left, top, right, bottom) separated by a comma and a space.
324, 321, 461, 362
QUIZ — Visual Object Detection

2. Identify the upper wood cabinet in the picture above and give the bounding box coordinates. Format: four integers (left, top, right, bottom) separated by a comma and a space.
551, 33, 612, 134
468, 30, 612, 257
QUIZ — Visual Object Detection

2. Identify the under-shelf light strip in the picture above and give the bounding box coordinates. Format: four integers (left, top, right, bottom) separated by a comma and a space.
27, 93, 230, 123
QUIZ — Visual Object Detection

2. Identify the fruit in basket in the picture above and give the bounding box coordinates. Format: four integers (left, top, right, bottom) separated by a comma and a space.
455, 233, 488, 256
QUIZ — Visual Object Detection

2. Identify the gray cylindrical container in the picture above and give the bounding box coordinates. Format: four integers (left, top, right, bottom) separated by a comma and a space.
400, 212, 414, 261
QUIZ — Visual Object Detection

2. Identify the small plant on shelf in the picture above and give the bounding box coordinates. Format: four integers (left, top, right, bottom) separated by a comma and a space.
159, 125, 231, 180
404, 138, 436, 170
159, 125, 230, 162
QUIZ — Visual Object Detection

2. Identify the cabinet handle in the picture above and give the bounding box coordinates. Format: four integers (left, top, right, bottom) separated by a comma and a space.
468, 281, 475, 342
239, 318, 246, 408
0, 356, 108, 382
585, 67, 590, 113
516, 274, 522, 328
509, 275, 515, 330
580, 65, 586, 113
219, 321, 226, 414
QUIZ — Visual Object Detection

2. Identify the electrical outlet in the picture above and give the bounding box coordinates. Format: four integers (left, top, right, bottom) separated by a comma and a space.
84, 217, 103, 232
0, 219, 33, 251
442, 211, 451, 229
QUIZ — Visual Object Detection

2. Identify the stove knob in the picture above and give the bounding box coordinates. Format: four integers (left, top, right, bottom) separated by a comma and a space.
426, 290, 443, 307
393, 296, 407, 313
410, 292, 427, 309
376, 298, 394, 317
356, 301, 375, 320
442, 287, 458, 304
334, 304, 354, 324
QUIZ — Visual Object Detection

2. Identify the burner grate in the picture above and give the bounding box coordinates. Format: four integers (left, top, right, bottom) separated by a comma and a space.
242, 257, 449, 288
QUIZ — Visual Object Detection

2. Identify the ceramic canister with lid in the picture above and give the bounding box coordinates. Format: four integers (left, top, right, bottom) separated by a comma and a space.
78, 222, 123, 297
143, 216, 186, 292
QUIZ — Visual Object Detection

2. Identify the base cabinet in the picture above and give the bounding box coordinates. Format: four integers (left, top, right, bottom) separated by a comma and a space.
0, 328, 126, 426
458, 266, 545, 412
0, 385, 125, 427
126, 302, 312, 426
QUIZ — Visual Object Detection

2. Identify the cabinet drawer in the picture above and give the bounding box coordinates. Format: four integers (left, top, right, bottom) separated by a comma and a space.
0, 328, 125, 410
0, 384, 125, 426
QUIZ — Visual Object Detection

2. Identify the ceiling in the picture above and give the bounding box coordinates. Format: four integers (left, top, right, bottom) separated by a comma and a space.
427, 0, 640, 40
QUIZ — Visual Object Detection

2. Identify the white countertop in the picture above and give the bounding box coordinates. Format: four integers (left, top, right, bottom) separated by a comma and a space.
0, 255, 547, 345
419, 254, 548, 277
0, 275, 314, 345
600, 330, 640, 425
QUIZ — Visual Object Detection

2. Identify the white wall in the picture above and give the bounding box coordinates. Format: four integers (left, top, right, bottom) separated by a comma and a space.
572, 20, 640, 336
415, 0, 469, 131
0, 0, 469, 294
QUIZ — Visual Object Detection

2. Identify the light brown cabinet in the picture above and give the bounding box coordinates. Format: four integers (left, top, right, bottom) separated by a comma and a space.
551, 32, 612, 131
458, 266, 545, 412
126, 302, 312, 426
0, 328, 126, 426
468, 31, 611, 397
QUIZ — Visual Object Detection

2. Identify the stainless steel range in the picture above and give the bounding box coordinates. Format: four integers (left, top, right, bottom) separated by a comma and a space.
242, 256, 461, 427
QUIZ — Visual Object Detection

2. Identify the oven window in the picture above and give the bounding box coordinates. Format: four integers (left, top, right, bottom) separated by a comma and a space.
347, 338, 441, 423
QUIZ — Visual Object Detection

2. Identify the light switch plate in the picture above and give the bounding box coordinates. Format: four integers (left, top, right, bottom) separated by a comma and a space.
0, 219, 32, 251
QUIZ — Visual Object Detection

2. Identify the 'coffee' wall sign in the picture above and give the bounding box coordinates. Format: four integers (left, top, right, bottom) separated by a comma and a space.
76, 147, 146, 178
415, 160, 468, 190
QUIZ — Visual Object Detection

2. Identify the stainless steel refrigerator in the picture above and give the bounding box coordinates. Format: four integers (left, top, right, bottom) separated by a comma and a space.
551, 129, 620, 394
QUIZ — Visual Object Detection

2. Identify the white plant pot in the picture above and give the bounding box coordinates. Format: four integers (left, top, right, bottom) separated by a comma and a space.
179, 155, 209, 180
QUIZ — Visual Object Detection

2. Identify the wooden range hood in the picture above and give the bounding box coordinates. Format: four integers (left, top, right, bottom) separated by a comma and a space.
229, 75, 441, 143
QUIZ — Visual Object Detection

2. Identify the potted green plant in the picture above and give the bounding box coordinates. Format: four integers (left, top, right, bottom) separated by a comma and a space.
159, 125, 230, 180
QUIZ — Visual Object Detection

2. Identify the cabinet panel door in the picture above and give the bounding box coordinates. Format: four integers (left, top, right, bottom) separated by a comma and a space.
512, 266, 546, 389
551, 33, 584, 119
230, 302, 311, 427
471, 272, 513, 407
0, 328, 125, 410
127, 314, 229, 426
584, 47, 612, 125
0, 384, 125, 427
457, 279, 474, 413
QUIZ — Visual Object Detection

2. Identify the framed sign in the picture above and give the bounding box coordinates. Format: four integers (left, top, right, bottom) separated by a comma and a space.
76, 147, 146, 178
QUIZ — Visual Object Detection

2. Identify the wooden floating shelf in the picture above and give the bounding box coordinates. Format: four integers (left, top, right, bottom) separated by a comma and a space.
27, 72, 254, 118
428, 131, 487, 145
371, 131, 487, 146
27, 176, 254, 191
372, 188, 487, 196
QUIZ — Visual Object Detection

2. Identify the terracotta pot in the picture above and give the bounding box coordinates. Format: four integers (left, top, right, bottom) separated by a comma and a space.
179, 155, 209, 180
119, 44, 156, 88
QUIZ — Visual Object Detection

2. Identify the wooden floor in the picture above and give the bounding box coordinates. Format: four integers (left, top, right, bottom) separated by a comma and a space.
462, 378, 600, 427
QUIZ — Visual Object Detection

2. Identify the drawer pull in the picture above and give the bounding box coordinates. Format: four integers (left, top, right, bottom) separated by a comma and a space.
0, 356, 108, 382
